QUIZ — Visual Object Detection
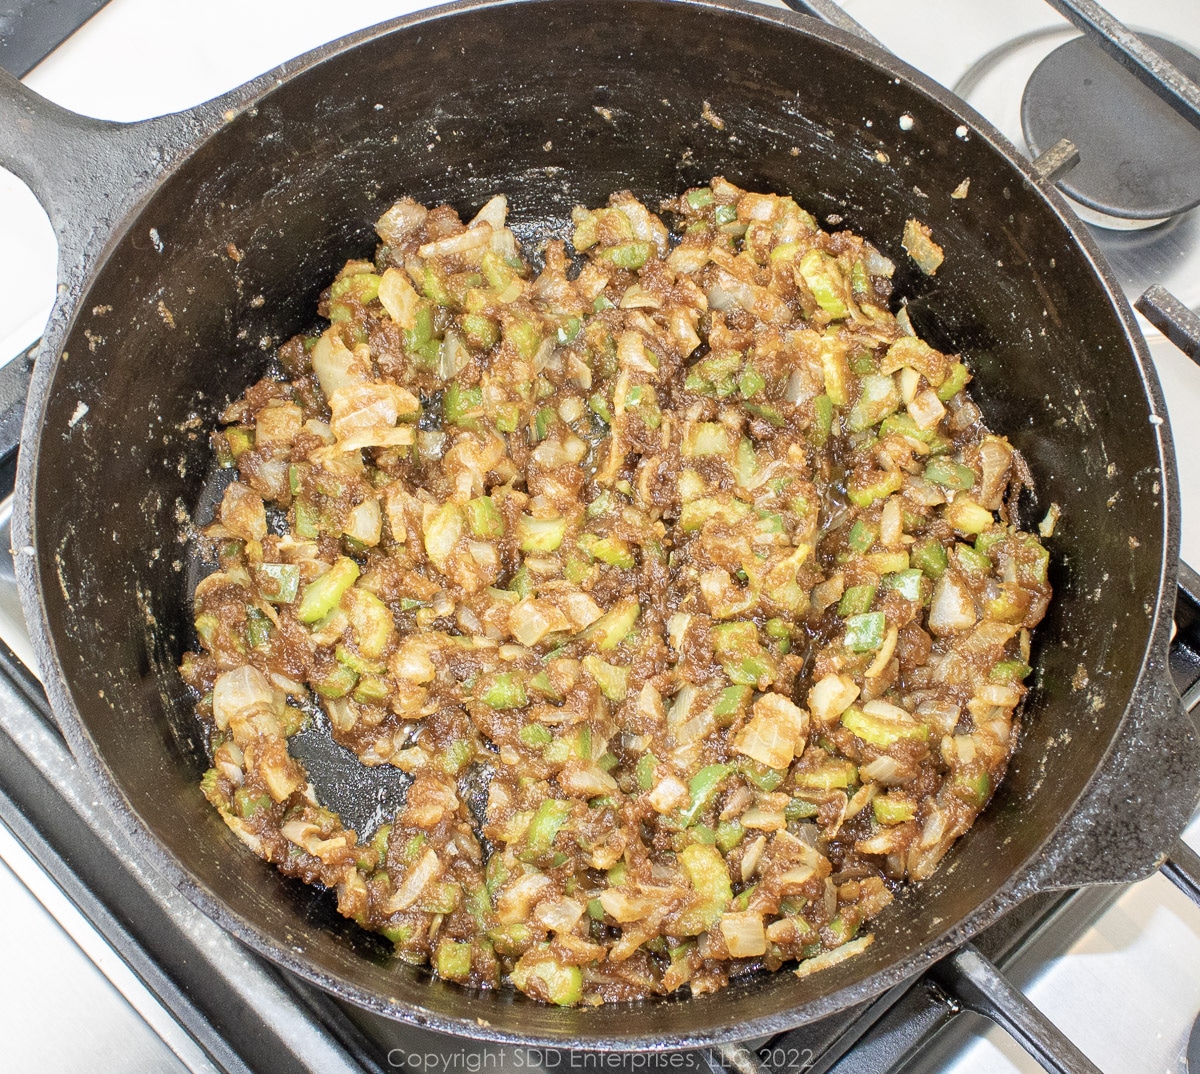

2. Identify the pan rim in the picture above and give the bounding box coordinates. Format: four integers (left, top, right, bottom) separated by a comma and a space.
11, 0, 1182, 1048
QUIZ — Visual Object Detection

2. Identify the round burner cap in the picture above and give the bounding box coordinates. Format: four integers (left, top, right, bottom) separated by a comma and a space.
1022, 33, 1200, 223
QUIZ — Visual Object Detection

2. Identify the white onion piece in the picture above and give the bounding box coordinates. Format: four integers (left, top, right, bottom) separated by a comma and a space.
928, 576, 978, 635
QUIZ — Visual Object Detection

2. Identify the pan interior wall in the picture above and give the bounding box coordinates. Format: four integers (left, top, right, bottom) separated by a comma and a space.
29, 0, 1169, 1042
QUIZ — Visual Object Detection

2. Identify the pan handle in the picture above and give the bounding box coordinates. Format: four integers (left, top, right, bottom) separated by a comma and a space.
1018, 650, 1200, 893
0, 68, 232, 295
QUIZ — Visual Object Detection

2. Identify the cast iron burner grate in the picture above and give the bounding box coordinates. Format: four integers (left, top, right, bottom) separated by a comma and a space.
1022, 33, 1200, 226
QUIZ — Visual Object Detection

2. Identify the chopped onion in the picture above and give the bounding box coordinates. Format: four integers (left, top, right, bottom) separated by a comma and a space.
647, 774, 689, 814
720, 912, 767, 957
383, 849, 441, 913
928, 575, 978, 635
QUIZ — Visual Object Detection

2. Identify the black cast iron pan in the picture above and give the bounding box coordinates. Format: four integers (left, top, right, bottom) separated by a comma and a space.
0, 0, 1197, 1050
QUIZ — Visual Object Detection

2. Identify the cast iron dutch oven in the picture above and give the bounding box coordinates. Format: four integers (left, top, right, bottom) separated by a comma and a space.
1, 0, 1197, 1049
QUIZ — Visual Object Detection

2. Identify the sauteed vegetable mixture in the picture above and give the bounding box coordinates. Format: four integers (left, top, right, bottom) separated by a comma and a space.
182, 178, 1051, 1005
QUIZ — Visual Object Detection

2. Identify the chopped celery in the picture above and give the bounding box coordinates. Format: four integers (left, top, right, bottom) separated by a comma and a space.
635, 752, 659, 791
687, 187, 715, 209
598, 241, 653, 270
744, 402, 785, 427
519, 723, 554, 748
838, 584, 877, 618
714, 205, 738, 225
344, 588, 394, 658
581, 599, 639, 650
712, 621, 776, 687
990, 659, 1033, 683
798, 250, 849, 319
735, 438, 758, 487
739, 758, 785, 791
793, 758, 857, 791
517, 514, 567, 552
953, 770, 991, 807
294, 500, 320, 538
847, 469, 903, 508
582, 655, 629, 701
444, 381, 483, 429
680, 843, 733, 908
507, 319, 543, 361
715, 819, 745, 853
712, 684, 753, 724
258, 562, 300, 604
435, 939, 474, 982
297, 557, 360, 624
844, 611, 886, 652
810, 393, 834, 446
465, 495, 504, 538
865, 551, 910, 574
937, 360, 971, 401
582, 534, 635, 569
510, 948, 583, 1006
954, 543, 992, 574
245, 608, 271, 649
679, 496, 751, 531
911, 537, 949, 579
841, 706, 929, 747
685, 422, 731, 456
525, 800, 572, 856
847, 520, 876, 553
924, 458, 976, 491
315, 663, 358, 699
883, 568, 924, 602
738, 368, 766, 399
461, 313, 500, 350
483, 672, 528, 710
681, 764, 732, 825
847, 374, 901, 432
945, 497, 994, 535
873, 795, 916, 825
785, 797, 820, 821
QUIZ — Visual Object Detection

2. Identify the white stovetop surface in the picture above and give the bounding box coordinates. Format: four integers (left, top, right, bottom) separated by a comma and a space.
2, 2, 1200, 1072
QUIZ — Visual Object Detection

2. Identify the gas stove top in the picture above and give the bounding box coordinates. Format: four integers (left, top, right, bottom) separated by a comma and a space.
1, 2, 1199, 1072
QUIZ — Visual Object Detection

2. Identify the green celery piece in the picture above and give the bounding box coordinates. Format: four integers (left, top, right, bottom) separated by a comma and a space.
588, 392, 613, 424
444, 380, 483, 429
990, 659, 1033, 683
714, 205, 738, 225
953, 770, 991, 808
735, 438, 758, 487
937, 361, 971, 401
510, 949, 583, 1006
294, 500, 320, 539
945, 497, 994, 535
785, 797, 820, 822
437, 738, 474, 775
297, 557, 359, 624
911, 537, 949, 579
508, 566, 534, 599
352, 676, 391, 705
848, 345, 876, 374
687, 187, 715, 209
679, 496, 751, 532
739, 758, 785, 791
403, 304, 435, 351
681, 764, 732, 825
715, 819, 745, 853
483, 672, 528, 710
685, 422, 730, 457
582, 655, 629, 701
838, 584, 877, 618
245, 609, 271, 649
883, 568, 924, 601
517, 514, 567, 552
872, 795, 916, 825
738, 368, 766, 399
847, 373, 901, 433
793, 758, 858, 791
841, 707, 928, 747
847, 469, 903, 508
461, 314, 500, 350
847, 520, 876, 553
598, 241, 653, 270
556, 315, 582, 344
584, 534, 635, 569
680, 843, 733, 908
810, 393, 834, 446
519, 723, 554, 749
744, 402, 784, 427
954, 542, 992, 574
259, 562, 300, 604
690, 825, 717, 846
315, 663, 358, 699
879, 411, 935, 445
581, 599, 639, 650
345, 589, 393, 658
635, 752, 658, 791
844, 611, 886, 652
225, 426, 255, 461
481, 250, 515, 290
799, 250, 849, 319
924, 457, 976, 491
507, 318, 543, 361
465, 495, 504, 538
712, 684, 753, 724
525, 800, 572, 855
